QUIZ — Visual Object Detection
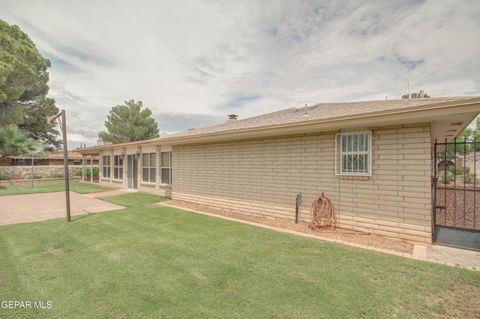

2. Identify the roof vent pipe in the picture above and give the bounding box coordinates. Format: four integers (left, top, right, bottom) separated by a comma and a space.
228, 114, 238, 121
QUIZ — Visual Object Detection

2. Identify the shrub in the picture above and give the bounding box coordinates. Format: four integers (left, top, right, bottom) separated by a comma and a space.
51, 173, 64, 178
0, 171, 12, 180
25, 174, 42, 179
439, 174, 453, 184
74, 167, 99, 178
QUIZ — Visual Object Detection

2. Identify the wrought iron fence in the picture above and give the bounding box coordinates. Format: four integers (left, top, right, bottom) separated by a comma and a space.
433, 138, 479, 232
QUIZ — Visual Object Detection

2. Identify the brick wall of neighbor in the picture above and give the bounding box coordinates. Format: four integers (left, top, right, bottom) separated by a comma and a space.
172, 123, 432, 243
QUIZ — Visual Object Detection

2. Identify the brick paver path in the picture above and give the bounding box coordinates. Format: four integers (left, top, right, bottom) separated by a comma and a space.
0, 191, 124, 225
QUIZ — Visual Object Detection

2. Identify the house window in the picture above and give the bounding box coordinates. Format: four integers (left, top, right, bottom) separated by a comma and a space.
102, 155, 111, 178
161, 152, 172, 184
142, 153, 156, 183
113, 155, 123, 179
336, 132, 371, 176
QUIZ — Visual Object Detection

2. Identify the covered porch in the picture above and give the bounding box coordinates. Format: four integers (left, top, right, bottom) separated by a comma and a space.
80, 152, 100, 183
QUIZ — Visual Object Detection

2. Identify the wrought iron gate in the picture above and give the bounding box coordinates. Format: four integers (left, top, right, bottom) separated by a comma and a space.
433, 138, 480, 250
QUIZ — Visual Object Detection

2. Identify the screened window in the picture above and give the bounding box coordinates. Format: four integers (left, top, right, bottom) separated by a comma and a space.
102, 155, 111, 178
161, 152, 172, 184
142, 153, 156, 183
113, 155, 123, 180
337, 132, 371, 175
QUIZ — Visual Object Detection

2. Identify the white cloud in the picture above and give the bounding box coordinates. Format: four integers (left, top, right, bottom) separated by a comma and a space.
1, 0, 479, 148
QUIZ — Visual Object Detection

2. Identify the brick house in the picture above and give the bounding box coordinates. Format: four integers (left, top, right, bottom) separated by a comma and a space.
79, 97, 480, 244
1, 151, 99, 166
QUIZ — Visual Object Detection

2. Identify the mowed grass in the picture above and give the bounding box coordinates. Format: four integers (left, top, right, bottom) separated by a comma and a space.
0, 182, 112, 196
0, 193, 479, 318
100, 192, 166, 207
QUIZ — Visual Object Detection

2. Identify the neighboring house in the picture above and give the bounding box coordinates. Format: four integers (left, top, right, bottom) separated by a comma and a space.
1, 151, 99, 166
79, 97, 480, 244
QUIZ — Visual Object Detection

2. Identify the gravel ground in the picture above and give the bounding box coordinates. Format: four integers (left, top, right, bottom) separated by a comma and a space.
166, 199, 414, 254
435, 185, 480, 230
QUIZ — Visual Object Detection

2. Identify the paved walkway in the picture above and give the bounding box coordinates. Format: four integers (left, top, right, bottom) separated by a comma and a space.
426, 245, 480, 269
0, 190, 124, 226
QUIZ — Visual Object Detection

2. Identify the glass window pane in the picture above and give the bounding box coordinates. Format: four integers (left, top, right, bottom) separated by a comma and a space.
119, 168, 123, 180
339, 133, 371, 174
359, 154, 364, 172
150, 168, 156, 182
161, 152, 171, 167
142, 168, 149, 182
162, 168, 170, 184
150, 153, 156, 167
142, 154, 149, 167
353, 154, 358, 171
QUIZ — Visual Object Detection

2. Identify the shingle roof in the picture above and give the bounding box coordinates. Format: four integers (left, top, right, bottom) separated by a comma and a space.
165, 97, 478, 139
77, 96, 480, 152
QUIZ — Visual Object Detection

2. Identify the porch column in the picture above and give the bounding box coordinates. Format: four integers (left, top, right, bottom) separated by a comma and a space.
90, 155, 93, 183
82, 157, 85, 182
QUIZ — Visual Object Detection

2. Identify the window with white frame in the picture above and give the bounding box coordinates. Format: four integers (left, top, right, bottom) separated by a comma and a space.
102, 155, 111, 178
113, 155, 123, 179
161, 152, 172, 184
336, 132, 371, 175
142, 153, 156, 183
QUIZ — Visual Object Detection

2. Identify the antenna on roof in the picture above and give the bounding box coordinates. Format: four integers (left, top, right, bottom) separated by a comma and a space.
303, 104, 309, 117
407, 74, 411, 99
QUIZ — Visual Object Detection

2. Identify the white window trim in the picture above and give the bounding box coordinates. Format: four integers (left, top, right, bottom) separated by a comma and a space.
113, 155, 123, 180
160, 152, 172, 185
335, 131, 372, 176
102, 155, 111, 179
142, 153, 156, 183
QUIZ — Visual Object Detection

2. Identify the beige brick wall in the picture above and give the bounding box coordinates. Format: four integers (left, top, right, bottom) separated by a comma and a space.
172, 123, 432, 243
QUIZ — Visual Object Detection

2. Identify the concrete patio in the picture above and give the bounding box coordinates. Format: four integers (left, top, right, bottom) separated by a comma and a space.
0, 190, 124, 225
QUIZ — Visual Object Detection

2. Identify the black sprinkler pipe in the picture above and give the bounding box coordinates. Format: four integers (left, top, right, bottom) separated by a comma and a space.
295, 193, 302, 224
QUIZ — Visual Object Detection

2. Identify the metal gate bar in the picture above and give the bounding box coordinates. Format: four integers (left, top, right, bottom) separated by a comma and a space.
433, 138, 480, 250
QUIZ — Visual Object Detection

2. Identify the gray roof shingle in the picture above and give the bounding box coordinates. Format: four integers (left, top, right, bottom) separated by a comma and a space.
165, 97, 477, 139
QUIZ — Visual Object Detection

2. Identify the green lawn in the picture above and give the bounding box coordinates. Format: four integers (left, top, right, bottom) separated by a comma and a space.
0, 182, 112, 196
0, 193, 479, 318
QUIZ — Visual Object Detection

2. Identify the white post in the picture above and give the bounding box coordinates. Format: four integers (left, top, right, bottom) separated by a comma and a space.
90, 155, 93, 183
31, 155, 35, 188
82, 157, 85, 182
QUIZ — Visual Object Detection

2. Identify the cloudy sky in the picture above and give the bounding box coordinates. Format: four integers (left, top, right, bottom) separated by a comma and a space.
2, 0, 480, 148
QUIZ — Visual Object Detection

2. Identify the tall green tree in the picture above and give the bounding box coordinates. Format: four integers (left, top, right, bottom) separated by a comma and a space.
98, 100, 159, 143
401, 90, 430, 99
0, 19, 60, 148
0, 125, 44, 160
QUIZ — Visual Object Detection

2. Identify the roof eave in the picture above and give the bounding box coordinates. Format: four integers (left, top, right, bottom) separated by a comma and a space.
78, 98, 480, 152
